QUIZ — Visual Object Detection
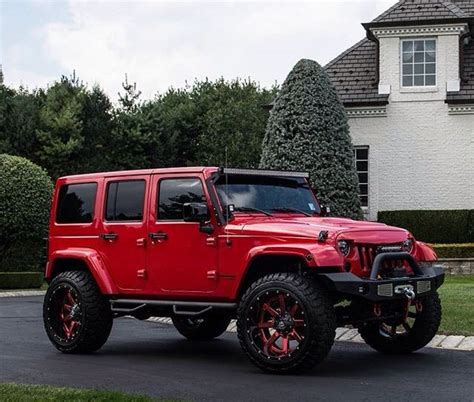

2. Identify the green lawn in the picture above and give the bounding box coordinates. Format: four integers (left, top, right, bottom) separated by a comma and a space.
438, 275, 474, 336
0, 383, 158, 401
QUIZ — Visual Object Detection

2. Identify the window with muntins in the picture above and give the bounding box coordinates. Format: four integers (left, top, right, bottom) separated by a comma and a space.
353, 147, 369, 208
401, 39, 436, 87
56, 183, 97, 224
105, 180, 145, 221
158, 178, 205, 221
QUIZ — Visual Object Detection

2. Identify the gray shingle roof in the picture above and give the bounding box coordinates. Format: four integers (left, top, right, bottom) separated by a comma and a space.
325, 0, 474, 106
325, 39, 389, 106
447, 35, 474, 102
453, 0, 474, 17
371, 0, 468, 24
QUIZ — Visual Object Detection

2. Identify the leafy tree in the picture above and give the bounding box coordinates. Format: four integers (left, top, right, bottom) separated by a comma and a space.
0, 86, 44, 159
110, 76, 157, 170
80, 85, 115, 173
35, 74, 85, 179
0, 154, 53, 271
260, 59, 362, 219
194, 78, 277, 168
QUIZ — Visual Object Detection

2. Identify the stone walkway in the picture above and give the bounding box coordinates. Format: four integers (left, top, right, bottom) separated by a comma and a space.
2, 290, 472, 352
148, 317, 474, 352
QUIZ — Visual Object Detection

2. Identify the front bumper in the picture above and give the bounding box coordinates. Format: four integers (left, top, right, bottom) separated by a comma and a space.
318, 253, 445, 302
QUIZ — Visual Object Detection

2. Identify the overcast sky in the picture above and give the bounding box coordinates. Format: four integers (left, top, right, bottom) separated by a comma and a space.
1, 0, 395, 100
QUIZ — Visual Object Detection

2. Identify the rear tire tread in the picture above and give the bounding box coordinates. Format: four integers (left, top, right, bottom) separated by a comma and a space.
43, 270, 113, 354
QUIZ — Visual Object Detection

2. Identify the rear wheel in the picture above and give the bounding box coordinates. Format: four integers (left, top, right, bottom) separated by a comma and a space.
358, 292, 441, 354
172, 316, 231, 340
43, 270, 113, 353
237, 273, 336, 374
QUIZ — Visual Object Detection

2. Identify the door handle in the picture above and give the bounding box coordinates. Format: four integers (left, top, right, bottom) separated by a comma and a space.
100, 232, 118, 241
149, 231, 167, 241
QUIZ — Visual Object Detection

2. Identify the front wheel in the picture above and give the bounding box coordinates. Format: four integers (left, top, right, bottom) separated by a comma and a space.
43, 270, 113, 353
358, 292, 442, 354
237, 273, 336, 374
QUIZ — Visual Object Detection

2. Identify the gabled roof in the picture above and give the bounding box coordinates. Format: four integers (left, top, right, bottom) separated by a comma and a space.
369, 0, 468, 25
325, 0, 474, 106
325, 39, 388, 106
447, 34, 474, 102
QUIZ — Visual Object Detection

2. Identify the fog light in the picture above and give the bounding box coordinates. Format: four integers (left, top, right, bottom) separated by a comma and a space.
377, 283, 393, 297
417, 280, 431, 294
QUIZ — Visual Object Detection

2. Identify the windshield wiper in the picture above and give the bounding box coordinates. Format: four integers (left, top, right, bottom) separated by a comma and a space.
271, 207, 312, 217
234, 207, 273, 216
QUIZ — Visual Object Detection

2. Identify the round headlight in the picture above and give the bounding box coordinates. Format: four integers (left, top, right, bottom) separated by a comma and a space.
402, 239, 414, 253
337, 240, 351, 257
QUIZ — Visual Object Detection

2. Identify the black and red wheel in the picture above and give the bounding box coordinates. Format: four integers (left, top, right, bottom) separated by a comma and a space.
237, 273, 336, 374
43, 270, 113, 353
172, 316, 231, 340
358, 292, 442, 354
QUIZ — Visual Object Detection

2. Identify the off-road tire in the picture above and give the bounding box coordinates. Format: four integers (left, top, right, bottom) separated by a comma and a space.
358, 292, 442, 354
237, 273, 336, 374
172, 316, 232, 340
43, 270, 113, 353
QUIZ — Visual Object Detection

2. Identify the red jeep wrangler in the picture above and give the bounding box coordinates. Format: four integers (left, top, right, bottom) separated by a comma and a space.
43, 167, 444, 373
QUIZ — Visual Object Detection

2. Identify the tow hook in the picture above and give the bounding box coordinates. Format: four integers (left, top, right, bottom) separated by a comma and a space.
395, 285, 415, 300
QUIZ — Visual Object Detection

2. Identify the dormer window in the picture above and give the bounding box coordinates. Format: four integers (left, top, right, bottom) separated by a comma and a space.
401, 39, 436, 87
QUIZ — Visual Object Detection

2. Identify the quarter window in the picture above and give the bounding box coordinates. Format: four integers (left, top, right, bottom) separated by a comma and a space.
56, 183, 97, 224
401, 39, 436, 87
105, 180, 145, 221
158, 178, 205, 221
353, 147, 369, 208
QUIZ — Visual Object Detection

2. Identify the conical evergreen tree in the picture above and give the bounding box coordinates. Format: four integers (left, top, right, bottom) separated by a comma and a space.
260, 59, 362, 219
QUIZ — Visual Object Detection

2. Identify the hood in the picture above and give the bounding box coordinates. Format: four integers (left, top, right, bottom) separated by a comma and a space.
232, 216, 410, 244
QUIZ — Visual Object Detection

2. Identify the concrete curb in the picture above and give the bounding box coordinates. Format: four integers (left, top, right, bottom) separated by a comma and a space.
148, 317, 474, 352
2, 290, 472, 352
0, 290, 46, 298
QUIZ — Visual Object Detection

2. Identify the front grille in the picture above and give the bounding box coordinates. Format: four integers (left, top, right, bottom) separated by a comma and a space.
357, 245, 378, 271
357, 244, 409, 277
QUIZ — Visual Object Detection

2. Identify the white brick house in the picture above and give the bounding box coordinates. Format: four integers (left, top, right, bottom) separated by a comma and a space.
325, 0, 474, 220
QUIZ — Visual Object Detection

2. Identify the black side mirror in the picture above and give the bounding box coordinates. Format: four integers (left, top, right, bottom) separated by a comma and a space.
320, 205, 331, 217
183, 202, 209, 223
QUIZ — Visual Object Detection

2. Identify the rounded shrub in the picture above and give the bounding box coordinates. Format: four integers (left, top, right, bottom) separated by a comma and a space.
0, 154, 53, 272
260, 59, 362, 219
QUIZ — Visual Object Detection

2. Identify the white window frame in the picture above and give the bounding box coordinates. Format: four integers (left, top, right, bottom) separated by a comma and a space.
400, 38, 437, 88
353, 146, 369, 211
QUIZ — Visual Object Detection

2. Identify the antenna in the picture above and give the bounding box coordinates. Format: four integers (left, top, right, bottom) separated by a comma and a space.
225, 147, 231, 246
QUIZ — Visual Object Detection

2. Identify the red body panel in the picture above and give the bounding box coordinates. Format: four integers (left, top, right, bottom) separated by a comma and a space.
46, 167, 437, 302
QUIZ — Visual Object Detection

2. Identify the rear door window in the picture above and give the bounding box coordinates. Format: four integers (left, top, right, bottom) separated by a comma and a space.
105, 180, 146, 221
56, 183, 97, 224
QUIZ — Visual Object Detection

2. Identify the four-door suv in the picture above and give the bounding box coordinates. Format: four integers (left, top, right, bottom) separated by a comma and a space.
43, 167, 444, 373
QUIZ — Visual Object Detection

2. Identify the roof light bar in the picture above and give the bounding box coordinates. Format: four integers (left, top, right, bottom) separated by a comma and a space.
219, 167, 309, 178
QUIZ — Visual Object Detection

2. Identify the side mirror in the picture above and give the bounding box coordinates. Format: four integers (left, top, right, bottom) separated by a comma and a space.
183, 202, 209, 223
320, 205, 331, 217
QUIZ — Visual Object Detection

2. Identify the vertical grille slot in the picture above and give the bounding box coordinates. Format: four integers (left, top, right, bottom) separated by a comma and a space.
358, 245, 378, 272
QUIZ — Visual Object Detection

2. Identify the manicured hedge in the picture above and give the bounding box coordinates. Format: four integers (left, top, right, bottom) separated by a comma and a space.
0, 154, 53, 273
0, 272, 44, 289
378, 210, 473, 244
433, 244, 474, 259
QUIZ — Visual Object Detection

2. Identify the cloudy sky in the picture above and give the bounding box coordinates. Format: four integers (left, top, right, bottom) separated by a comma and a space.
1, 0, 395, 100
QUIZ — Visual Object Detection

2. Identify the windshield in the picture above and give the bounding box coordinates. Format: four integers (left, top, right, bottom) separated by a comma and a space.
215, 174, 321, 215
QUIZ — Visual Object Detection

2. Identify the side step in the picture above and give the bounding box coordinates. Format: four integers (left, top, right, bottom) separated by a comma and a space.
110, 299, 237, 318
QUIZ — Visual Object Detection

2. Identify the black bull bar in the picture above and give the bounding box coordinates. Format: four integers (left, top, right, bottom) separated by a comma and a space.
318, 252, 445, 302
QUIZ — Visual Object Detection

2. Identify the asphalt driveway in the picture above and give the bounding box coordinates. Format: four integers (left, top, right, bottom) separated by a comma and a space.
0, 296, 473, 401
